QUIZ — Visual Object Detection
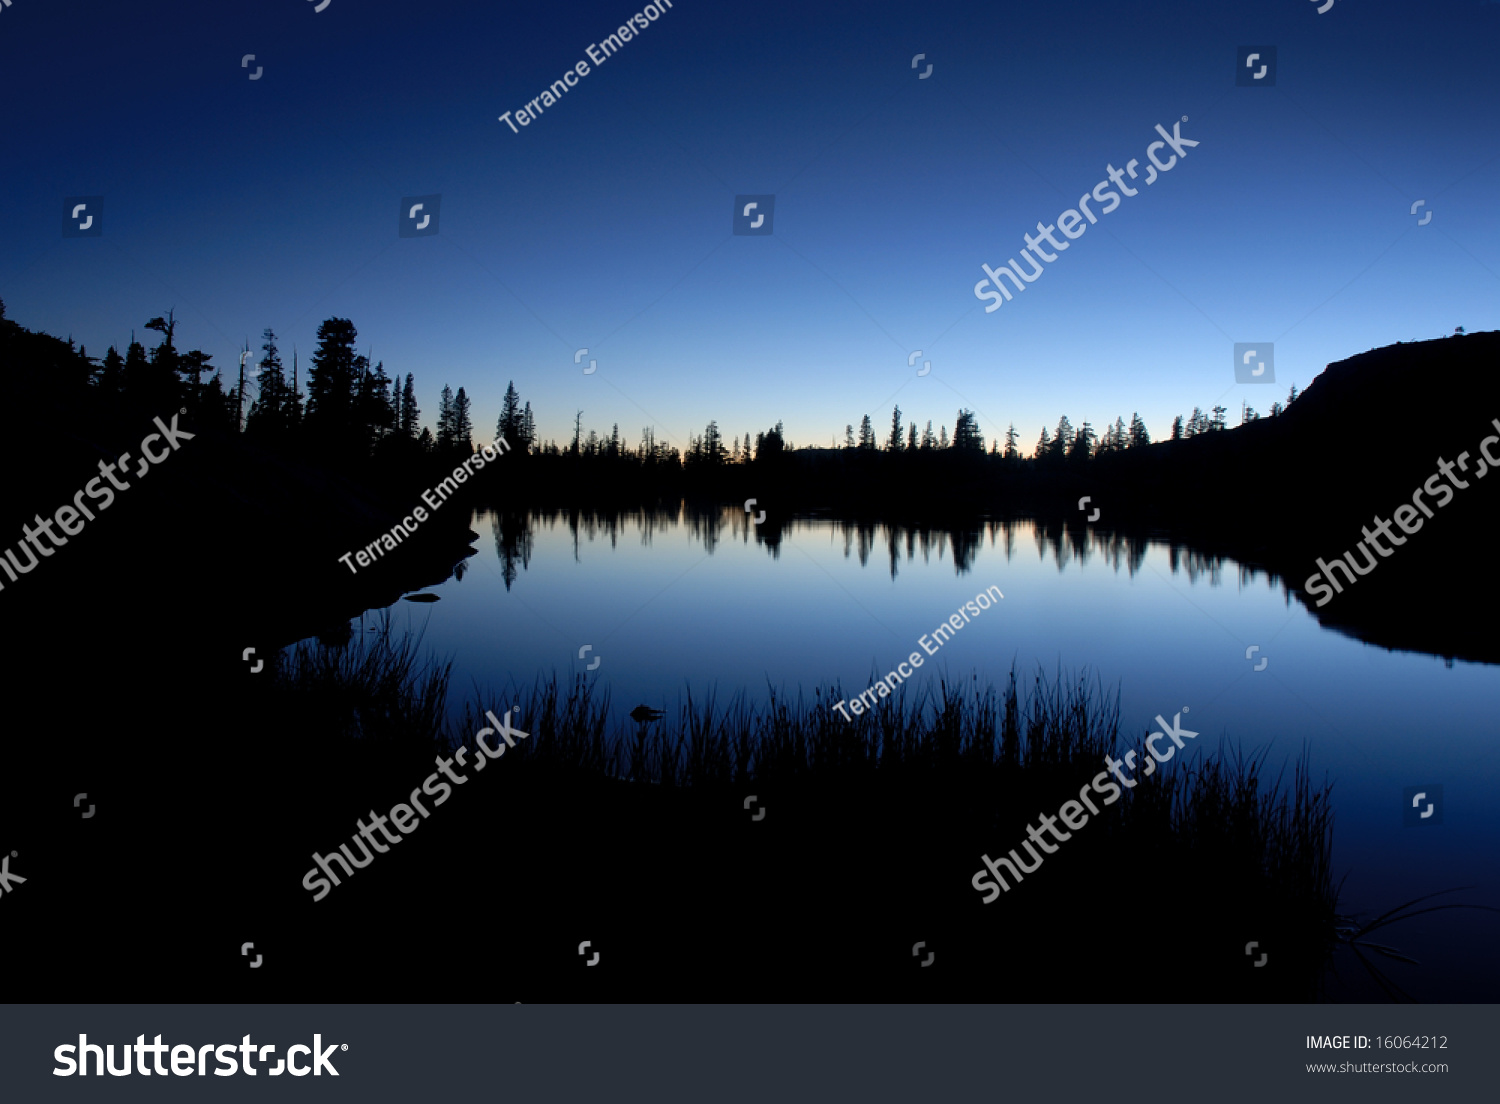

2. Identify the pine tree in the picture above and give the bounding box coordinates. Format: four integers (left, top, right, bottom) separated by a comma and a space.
1069, 420, 1094, 460
1129, 412, 1150, 448
888, 405, 904, 451
1004, 423, 1019, 460
143, 310, 181, 403
453, 386, 474, 452
757, 422, 785, 461
497, 381, 522, 448
97, 345, 124, 397
400, 374, 419, 438
1210, 405, 1228, 432
1035, 426, 1051, 457
305, 318, 362, 450
1052, 416, 1073, 459
907, 422, 918, 451
845, 424, 855, 449
379, 367, 397, 437
177, 350, 216, 410
921, 421, 935, 451
953, 409, 984, 452
123, 337, 150, 396
436, 385, 456, 451
702, 420, 726, 465
246, 328, 287, 439
1170, 415, 1183, 440
858, 414, 876, 450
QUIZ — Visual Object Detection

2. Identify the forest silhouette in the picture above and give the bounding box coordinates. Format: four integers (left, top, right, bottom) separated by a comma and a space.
4, 303, 1496, 659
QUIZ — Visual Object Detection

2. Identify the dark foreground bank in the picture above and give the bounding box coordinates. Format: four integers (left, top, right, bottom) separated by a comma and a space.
4, 618, 1353, 1002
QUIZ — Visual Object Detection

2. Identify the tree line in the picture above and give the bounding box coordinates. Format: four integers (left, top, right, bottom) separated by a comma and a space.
5, 301, 1301, 478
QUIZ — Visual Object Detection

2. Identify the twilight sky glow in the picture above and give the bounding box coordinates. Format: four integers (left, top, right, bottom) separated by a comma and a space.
3, 0, 1498, 452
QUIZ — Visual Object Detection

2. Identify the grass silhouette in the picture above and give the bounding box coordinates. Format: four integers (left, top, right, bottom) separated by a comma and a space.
248, 623, 1342, 1000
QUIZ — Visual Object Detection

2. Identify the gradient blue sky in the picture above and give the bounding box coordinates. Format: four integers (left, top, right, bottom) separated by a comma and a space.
3, 0, 1498, 453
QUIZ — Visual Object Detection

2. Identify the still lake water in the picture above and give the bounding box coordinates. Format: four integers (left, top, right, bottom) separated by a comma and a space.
346, 506, 1500, 1000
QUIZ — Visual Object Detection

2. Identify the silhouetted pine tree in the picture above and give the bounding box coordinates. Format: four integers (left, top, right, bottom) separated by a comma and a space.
701, 420, 725, 465
246, 328, 289, 440
1069, 420, 1094, 461
953, 409, 984, 452
305, 318, 362, 454
122, 337, 150, 396
143, 310, 182, 407
400, 374, 419, 438
436, 385, 456, 452
756, 422, 784, 461
97, 345, 124, 397
497, 381, 522, 447
178, 350, 217, 418
1051, 416, 1073, 460
453, 386, 473, 453
359, 359, 397, 451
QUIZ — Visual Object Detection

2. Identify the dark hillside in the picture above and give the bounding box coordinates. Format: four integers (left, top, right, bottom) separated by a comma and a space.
1089, 332, 1500, 662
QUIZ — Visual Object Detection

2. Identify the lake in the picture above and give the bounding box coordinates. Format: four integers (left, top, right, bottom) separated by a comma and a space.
343, 505, 1500, 1001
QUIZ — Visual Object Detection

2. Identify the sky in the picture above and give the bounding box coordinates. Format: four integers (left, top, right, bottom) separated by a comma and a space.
3, 0, 1498, 454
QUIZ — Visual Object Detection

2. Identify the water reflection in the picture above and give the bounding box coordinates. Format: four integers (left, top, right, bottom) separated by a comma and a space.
486, 503, 1277, 594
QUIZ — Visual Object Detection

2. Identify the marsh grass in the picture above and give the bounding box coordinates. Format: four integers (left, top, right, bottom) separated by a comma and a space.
269, 627, 1345, 999
275, 610, 452, 746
